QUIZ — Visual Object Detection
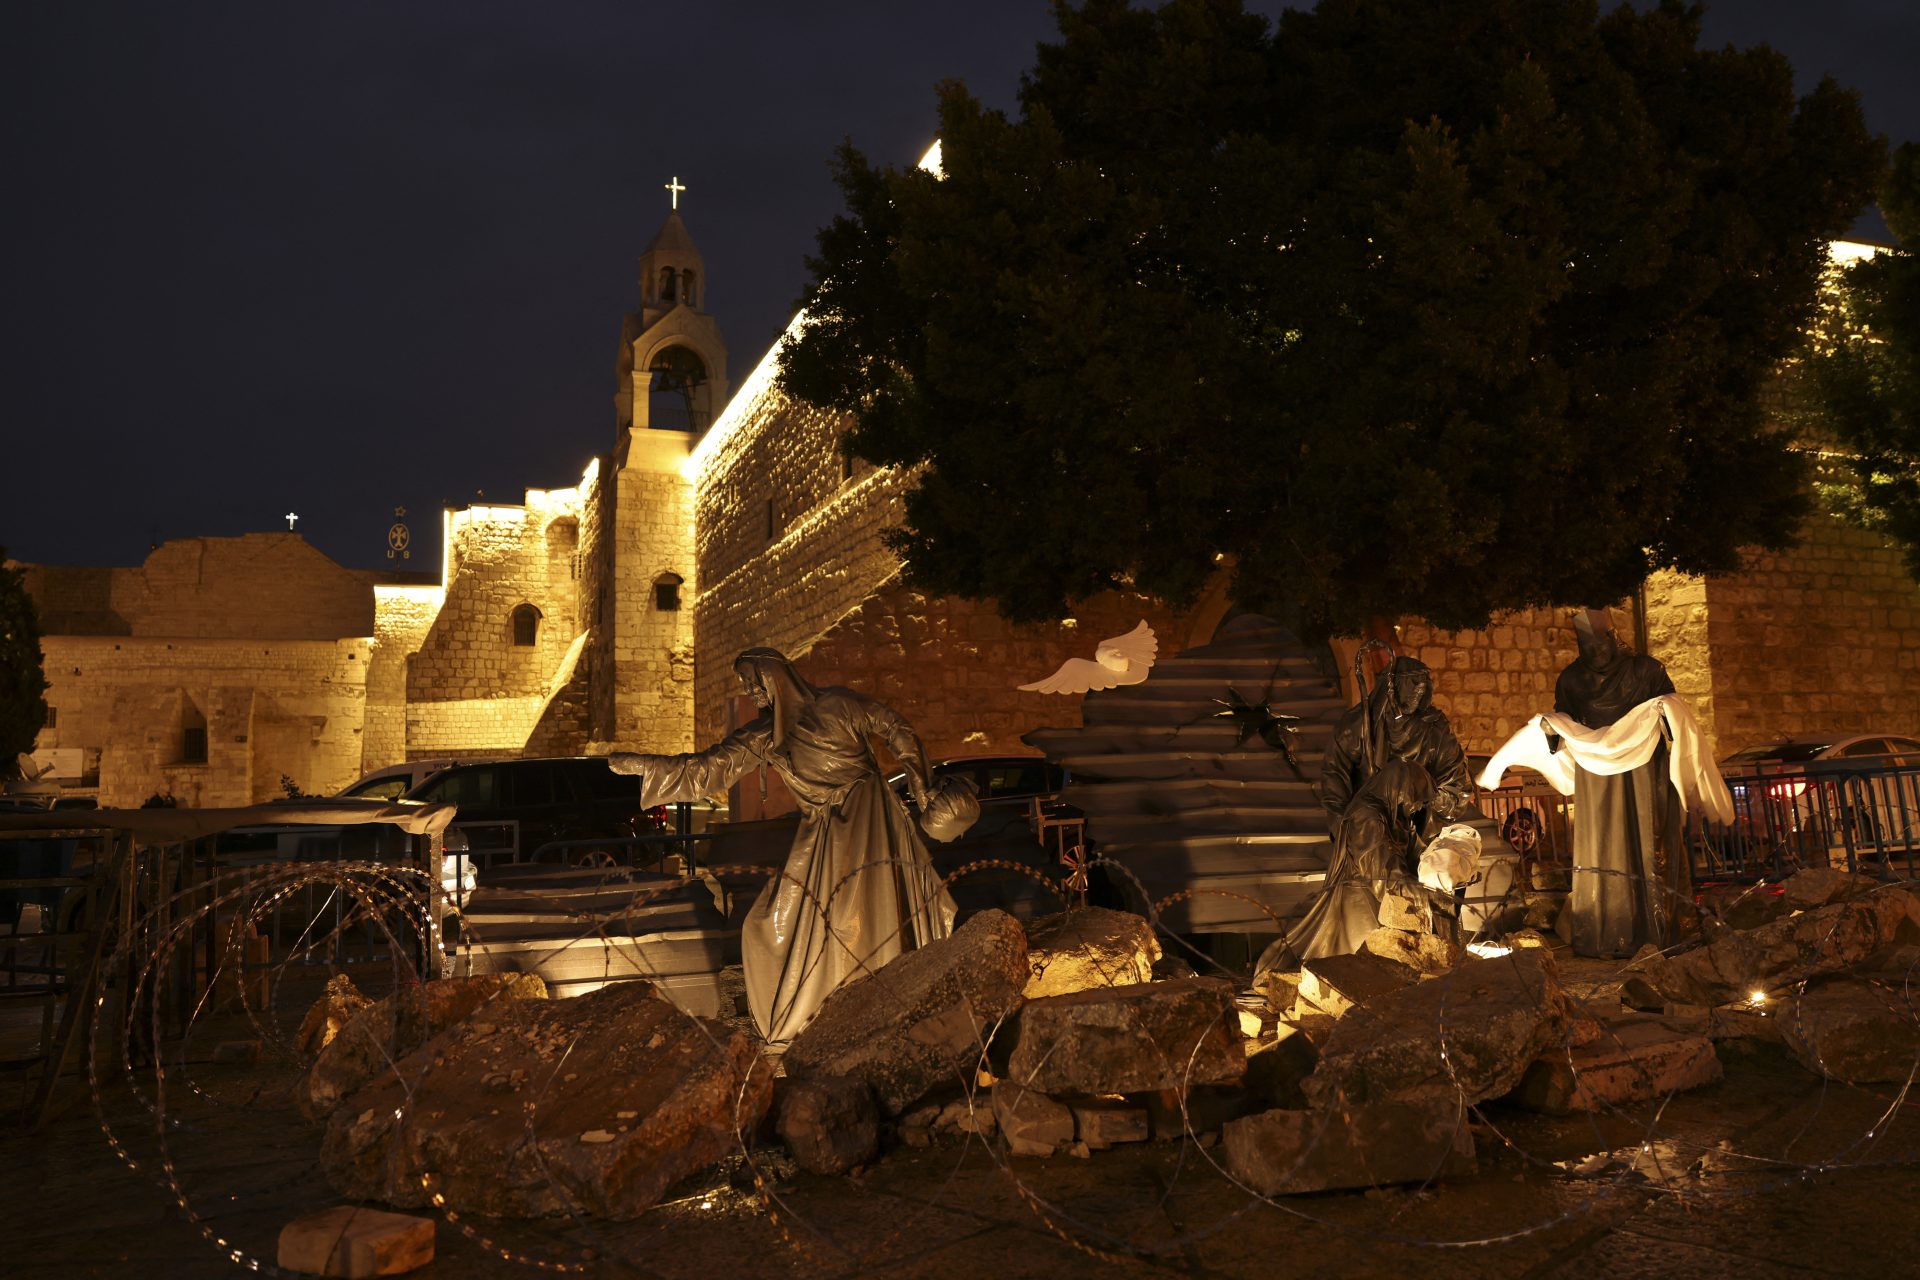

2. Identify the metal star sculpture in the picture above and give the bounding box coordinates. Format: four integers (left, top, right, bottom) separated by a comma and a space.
1213, 689, 1305, 777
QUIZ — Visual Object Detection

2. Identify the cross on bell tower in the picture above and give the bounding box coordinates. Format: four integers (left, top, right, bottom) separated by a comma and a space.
614, 176, 728, 437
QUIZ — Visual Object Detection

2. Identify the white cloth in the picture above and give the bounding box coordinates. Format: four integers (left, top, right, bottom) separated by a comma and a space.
1477, 694, 1733, 825
1416, 822, 1483, 893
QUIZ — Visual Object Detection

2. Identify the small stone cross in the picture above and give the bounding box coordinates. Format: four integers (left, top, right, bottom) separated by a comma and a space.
285, 512, 299, 530
664, 175, 687, 210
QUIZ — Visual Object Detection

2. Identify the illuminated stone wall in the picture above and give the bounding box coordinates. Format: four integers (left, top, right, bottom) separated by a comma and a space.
1695, 515, 1920, 756
600, 430, 698, 753
403, 489, 586, 758
23, 538, 380, 804
36, 636, 371, 807
363, 586, 439, 773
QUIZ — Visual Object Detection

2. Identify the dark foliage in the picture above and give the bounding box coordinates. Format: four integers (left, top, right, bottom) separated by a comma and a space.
1797, 142, 1920, 581
0, 548, 50, 776
780, 0, 1882, 630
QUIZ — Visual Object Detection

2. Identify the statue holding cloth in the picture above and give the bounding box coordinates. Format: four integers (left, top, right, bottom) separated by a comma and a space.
610, 648, 968, 1047
1480, 610, 1731, 958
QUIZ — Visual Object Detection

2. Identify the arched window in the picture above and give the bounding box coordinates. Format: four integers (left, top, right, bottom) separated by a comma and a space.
659, 266, 678, 304
653, 572, 684, 612
647, 345, 710, 432
511, 603, 541, 647
680, 269, 696, 307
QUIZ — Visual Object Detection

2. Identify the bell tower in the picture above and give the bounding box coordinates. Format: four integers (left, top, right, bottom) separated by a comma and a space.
615, 177, 729, 436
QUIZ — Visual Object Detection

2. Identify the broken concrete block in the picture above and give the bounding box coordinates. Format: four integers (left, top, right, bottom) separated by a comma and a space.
784, 909, 1028, 1116
1297, 951, 1421, 1017
1003, 978, 1243, 1095
1022, 906, 1159, 998
298, 974, 371, 1057
1069, 1098, 1150, 1149
278, 1205, 433, 1277
321, 981, 770, 1219
1222, 1095, 1476, 1195
1360, 927, 1458, 975
991, 1082, 1074, 1157
1510, 1016, 1722, 1114
1376, 883, 1432, 932
1252, 968, 1301, 1016
301, 973, 548, 1121
1780, 978, 1920, 1084
1627, 888, 1920, 1008
1304, 949, 1569, 1108
775, 1075, 878, 1175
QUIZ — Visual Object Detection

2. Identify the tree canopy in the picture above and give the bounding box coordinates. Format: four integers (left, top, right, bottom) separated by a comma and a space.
0, 549, 49, 777
1795, 142, 1920, 581
779, 0, 1882, 631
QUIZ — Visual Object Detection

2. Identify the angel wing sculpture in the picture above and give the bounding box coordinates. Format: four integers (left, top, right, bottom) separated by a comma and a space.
1018, 621, 1158, 695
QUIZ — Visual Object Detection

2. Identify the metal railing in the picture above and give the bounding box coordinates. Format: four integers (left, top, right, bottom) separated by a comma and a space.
1689, 761, 1920, 881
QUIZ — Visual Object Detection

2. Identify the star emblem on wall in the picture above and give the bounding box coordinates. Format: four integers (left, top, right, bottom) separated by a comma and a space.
1213, 689, 1304, 775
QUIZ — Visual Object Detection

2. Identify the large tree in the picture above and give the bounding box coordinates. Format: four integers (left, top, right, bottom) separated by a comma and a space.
0, 549, 50, 778
1795, 142, 1920, 580
780, 0, 1882, 631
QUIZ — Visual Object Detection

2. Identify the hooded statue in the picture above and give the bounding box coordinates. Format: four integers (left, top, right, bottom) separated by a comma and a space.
611, 648, 959, 1046
1553, 611, 1684, 957
1259, 654, 1469, 968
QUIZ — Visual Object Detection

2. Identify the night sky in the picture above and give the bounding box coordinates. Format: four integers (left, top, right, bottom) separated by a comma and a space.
5, 1, 1916, 577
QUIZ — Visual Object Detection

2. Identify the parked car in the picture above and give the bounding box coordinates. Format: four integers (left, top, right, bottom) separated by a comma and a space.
337, 759, 489, 802
401, 757, 668, 867
1717, 734, 1920, 866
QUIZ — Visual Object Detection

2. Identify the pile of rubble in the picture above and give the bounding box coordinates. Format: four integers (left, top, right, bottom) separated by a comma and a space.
285, 870, 1920, 1222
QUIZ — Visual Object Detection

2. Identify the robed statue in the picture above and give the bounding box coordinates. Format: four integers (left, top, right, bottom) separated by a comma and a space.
1481, 611, 1730, 958
1261, 654, 1471, 967
611, 649, 963, 1046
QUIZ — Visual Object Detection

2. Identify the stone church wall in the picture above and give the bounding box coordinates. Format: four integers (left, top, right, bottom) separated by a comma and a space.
604, 431, 698, 753
363, 585, 439, 773
36, 634, 368, 807
403, 490, 585, 758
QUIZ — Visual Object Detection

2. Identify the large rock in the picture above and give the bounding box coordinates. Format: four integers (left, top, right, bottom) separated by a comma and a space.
784, 909, 1029, 1115
1303, 949, 1569, 1108
320, 981, 770, 1219
1781, 867, 1886, 912
1222, 1096, 1476, 1195
1003, 977, 1243, 1095
774, 1076, 878, 1175
1509, 1015, 1722, 1114
1360, 927, 1459, 975
1628, 887, 1920, 1008
1780, 978, 1920, 1084
301, 974, 548, 1120
1022, 907, 1159, 998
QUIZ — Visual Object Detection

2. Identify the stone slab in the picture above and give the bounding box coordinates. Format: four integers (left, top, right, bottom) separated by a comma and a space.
1003, 977, 1243, 1095
1510, 1015, 1722, 1114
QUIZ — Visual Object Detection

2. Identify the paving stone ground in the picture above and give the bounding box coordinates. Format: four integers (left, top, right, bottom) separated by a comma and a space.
4, 1023, 1919, 1279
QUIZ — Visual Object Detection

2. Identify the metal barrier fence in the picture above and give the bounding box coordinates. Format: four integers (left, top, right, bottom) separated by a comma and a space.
1689, 762, 1920, 881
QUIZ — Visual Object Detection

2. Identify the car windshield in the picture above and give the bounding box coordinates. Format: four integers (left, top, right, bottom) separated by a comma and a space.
343, 775, 413, 801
